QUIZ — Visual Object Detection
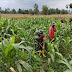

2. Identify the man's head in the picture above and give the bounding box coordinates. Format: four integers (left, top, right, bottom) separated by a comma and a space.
39, 29, 44, 36
52, 22, 55, 28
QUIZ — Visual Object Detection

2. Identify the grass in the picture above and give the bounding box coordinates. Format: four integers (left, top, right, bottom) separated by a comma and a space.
2, 14, 72, 19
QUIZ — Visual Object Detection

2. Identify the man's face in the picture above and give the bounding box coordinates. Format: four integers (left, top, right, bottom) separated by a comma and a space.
52, 25, 55, 28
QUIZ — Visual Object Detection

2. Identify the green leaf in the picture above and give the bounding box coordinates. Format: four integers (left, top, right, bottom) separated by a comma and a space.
40, 67, 45, 72
10, 29, 14, 35
17, 63, 22, 72
12, 44, 19, 50
18, 60, 33, 72
5, 45, 13, 58
48, 58, 51, 65
10, 35, 15, 44
69, 60, 72, 64
55, 52, 63, 58
64, 69, 72, 72
50, 54, 54, 62
19, 45, 33, 52
0, 42, 2, 48
57, 60, 72, 70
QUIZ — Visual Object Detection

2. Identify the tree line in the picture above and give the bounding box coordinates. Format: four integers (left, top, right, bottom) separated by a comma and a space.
0, 3, 70, 15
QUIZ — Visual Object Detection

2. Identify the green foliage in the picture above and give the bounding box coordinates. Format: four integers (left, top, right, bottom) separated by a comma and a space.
56, 52, 72, 72
0, 35, 16, 71
0, 4, 69, 14
42, 5, 48, 15
69, 3, 72, 8
33, 3, 39, 14
11, 9, 16, 14
48, 43, 55, 62
60, 9, 68, 14
29, 9, 32, 14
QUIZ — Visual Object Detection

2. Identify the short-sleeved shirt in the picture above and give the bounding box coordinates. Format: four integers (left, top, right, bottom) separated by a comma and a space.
49, 26, 56, 40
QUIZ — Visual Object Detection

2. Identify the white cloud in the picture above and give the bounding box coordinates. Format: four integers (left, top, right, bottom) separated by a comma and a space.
0, 0, 72, 11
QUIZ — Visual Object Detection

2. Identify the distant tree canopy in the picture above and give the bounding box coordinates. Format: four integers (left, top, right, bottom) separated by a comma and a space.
11, 9, 16, 14
69, 3, 72, 9
60, 9, 68, 14
0, 3, 70, 14
66, 3, 72, 9
4, 8, 10, 13
42, 5, 48, 15
0, 7, 1, 13
18, 8, 23, 14
66, 3, 72, 13
33, 3, 39, 14
29, 9, 32, 14
48, 8, 56, 15
56, 8, 60, 14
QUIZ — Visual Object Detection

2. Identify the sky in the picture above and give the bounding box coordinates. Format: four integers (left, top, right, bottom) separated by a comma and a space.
0, 0, 72, 11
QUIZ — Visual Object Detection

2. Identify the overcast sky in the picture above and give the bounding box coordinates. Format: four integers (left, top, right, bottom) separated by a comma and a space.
0, 0, 72, 11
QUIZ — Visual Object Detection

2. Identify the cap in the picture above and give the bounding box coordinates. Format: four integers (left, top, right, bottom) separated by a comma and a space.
52, 22, 55, 25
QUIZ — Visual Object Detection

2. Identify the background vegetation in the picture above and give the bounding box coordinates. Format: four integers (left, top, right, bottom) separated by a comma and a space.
0, 3, 69, 15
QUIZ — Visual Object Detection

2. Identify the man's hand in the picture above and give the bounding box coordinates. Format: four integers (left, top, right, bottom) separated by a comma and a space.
53, 29, 56, 32
42, 46, 45, 50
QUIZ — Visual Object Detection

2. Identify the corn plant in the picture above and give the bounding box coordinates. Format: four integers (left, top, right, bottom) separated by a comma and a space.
56, 52, 72, 72
0, 17, 72, 72
0, 35, 33, 72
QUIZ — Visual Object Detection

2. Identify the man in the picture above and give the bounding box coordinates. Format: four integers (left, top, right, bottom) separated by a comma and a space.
34, 30, 46, 57
49, 22, 56, 40
49, 22, 59, 52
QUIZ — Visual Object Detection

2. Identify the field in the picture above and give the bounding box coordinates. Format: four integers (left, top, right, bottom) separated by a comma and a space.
0, 14, 72, 72
2, 14, 72, 19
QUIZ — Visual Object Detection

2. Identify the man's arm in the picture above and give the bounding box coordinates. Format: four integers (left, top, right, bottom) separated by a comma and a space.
42, 34, 46, 50
53, 27, 56, 32
38, 34, 45, 39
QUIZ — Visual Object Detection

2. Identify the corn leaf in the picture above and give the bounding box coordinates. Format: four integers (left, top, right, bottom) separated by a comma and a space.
18, 60, 33, 72
17, 63, 22, 72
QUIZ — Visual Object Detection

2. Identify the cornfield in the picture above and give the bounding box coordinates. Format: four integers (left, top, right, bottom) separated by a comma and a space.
0, 17, 72, 72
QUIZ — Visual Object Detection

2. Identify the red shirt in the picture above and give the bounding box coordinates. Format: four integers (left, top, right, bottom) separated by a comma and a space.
49, 26, 56, 40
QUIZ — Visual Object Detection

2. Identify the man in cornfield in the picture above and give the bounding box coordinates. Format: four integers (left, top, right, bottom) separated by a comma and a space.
34, 29, 46, 57
49, 22, 56, 41
49, 22, 59, 52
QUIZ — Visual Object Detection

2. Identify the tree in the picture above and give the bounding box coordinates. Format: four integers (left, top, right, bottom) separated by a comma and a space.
66, 3, 72, 13
69, 3, 72, 9
18, 8, 23, 14
48, 8, 56, 15
11, 9, 16, 14
60, 9, 68, 14
56, 8, 60, 14
42, 5, 48, 15
0, 7, 1, 13
29, 9, 32, 14
24, 10, 29, 14
4, 8, 10, 13
33, 3, 39, 14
